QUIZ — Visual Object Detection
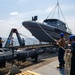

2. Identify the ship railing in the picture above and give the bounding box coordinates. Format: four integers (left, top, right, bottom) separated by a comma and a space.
64, 49, 71, 75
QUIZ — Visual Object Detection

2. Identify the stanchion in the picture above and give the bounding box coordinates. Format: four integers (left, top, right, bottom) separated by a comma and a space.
8, 47, 21, 75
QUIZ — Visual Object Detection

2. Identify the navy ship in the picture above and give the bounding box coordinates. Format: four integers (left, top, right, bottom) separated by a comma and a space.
22, 18, 71, 42
22, 2, 72, 42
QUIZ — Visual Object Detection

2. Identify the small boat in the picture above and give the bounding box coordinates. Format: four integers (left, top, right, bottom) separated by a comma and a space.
22, 1, 72, 42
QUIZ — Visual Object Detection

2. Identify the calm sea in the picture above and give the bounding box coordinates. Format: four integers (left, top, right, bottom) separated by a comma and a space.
2, 38, 47, 47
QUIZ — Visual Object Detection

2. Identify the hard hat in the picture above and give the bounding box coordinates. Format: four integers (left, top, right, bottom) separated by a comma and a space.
69, 35, 75, 40
60, 33, 64, 37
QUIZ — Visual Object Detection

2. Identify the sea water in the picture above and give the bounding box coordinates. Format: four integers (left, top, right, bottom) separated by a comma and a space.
2, 38, 44, 47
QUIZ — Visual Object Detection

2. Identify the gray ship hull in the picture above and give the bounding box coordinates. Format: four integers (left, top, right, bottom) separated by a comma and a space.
22, 21, 71, 42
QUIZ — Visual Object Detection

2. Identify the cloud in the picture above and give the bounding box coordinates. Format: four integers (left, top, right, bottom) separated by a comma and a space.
0, 6, 75, 38
0, 10, 45, 38
0, 20, 5, 22
46, 6, 56, 13
0, 21, 12, 37
0, 18, 33, 38
10, 12, 19, 16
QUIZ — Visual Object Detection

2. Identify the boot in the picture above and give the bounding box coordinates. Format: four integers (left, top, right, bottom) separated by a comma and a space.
62, 64, 65, 68
57, 64, 63, 69
57, 66, 63, 69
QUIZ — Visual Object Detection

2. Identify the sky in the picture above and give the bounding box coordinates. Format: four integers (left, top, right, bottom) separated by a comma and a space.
0, 0, 75, 39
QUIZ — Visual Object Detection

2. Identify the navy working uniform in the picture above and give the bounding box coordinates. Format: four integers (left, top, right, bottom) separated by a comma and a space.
0, 37, 2, 48
0, 37, 4, 48
57, 33, 66, 68
69, 35, 75, 75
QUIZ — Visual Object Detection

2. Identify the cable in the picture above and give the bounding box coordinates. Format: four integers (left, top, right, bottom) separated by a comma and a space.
46, 5, 58, 20
37, 23, 56, 41
45, 0, 70, 33
37, 22, 66, 51
51, 7, 57, 18
17, 25, 23, 30
19, 33, 38, 42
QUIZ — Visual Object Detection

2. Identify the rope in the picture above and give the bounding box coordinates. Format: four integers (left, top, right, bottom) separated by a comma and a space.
19, 33, 38, 42
17, 25, 23, 30
37, 22, 66, 51
37, 23, 56, 41
37, 21, 71, 75
65, 50, 71, 75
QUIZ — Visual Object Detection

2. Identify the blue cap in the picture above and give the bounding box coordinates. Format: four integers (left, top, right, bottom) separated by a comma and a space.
60, 33, 64, 37
69, 35, 75, 40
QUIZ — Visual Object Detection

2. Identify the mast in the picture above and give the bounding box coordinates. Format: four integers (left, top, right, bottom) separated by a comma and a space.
57, 0, 60, 19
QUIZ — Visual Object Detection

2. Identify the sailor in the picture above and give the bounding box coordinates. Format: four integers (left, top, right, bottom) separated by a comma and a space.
7, 37, 11, 47
67, 35, 75, 75
56, 32, 66, 68
21, 38, 25, 46
0, 37, 5, 48
11, 37, 14, 46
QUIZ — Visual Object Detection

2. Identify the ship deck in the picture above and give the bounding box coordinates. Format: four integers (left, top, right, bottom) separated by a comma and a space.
16, 60, 70, 75
33, 60, 67, 75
